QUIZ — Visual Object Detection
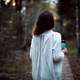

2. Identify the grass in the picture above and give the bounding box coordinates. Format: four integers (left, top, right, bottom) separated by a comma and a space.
67, 39, 77, 57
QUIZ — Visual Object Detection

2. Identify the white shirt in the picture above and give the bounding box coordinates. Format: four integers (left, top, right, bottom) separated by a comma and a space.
30, 30, 64, 80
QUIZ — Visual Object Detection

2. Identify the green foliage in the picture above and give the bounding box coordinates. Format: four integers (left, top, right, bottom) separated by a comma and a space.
64, 20, 76, 39
67, 40, 77, 57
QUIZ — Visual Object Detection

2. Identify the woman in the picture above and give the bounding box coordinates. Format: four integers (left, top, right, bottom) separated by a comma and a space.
30, 11, 64, 80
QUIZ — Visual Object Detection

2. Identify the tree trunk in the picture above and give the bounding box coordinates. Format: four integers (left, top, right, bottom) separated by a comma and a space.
76, 0, 80, 56
15, 0, 22, 11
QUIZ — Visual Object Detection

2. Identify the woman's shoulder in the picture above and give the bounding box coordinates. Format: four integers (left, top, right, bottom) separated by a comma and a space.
43, 30, 61, 40
32, 30, 61, 39
52, 31, 61, 36
51, 31, 61, 39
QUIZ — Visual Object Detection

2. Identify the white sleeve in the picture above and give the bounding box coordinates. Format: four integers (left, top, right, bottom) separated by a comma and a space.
52, 33, 64, 62
30, 36, 35, 59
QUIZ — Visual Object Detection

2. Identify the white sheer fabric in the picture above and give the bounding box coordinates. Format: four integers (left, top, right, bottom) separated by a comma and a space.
30, 30, 64, 80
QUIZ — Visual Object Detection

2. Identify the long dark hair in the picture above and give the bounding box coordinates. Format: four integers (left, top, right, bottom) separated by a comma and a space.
32, 11, 54, 36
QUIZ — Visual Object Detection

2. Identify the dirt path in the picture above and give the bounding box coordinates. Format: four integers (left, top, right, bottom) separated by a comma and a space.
62, 56, 74, 80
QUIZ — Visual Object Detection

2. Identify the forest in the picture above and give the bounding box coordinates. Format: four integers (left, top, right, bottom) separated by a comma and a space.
0, 0, 80, 80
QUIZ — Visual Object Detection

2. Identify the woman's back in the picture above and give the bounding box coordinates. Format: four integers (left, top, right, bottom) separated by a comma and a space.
30, 30, 64, 80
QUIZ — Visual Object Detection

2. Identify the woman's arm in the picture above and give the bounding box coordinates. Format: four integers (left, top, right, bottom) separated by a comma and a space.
52, 33, 64, 63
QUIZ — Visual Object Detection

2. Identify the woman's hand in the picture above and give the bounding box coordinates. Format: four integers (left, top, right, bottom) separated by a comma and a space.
62, 48, 68, 55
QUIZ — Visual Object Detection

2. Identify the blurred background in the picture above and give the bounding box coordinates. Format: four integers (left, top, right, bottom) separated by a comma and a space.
0, 0, 80, 80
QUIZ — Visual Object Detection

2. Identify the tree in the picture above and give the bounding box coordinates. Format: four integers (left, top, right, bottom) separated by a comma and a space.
15, 0, 22, 11
58, 0, 80, 55
1, 0, 6, 9
76, 0, 80, 55
58, 0, 75, 19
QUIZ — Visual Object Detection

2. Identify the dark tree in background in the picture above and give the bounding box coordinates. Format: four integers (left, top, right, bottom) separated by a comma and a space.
58, 0, 80, 55
1, 0, 6, 9
15, 0, 22, 11
58, 0, 75, 32
78, 0, 80, 54
77, 0, 80, 55
58, 0, 75, 19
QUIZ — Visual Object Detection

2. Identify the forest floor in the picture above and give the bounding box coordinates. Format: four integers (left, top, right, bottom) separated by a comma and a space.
62, 56, 74, 80
68, 55, 80, 80
67, 39, 80, 80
